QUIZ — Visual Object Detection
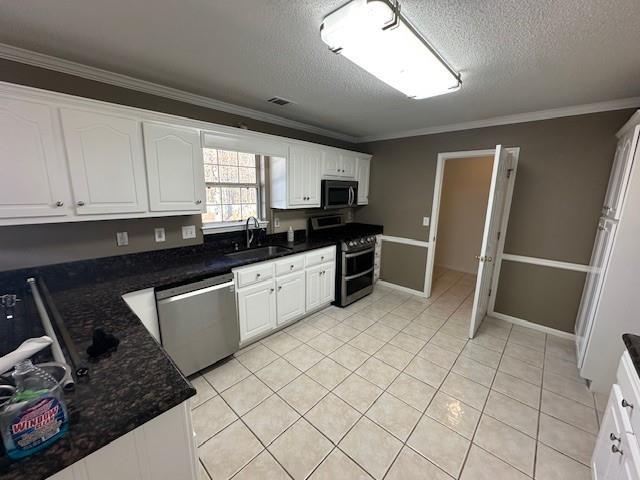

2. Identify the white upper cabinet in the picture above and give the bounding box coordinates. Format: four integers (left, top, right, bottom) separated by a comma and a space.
271, 145, 321, 209
356, 156, 371, 205
60, 108, 148, 215
0, 96, 70, 220
322, 150, 356, 179
143, 123, 205, 212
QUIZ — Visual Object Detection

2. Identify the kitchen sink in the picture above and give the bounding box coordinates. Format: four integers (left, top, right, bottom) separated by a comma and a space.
225, 245, 293, 260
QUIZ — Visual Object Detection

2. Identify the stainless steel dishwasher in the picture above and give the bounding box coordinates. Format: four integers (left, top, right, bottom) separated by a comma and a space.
156, 273, 238, 376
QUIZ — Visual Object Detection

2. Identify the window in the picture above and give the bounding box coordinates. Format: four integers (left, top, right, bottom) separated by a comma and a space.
202, 148, 261, 224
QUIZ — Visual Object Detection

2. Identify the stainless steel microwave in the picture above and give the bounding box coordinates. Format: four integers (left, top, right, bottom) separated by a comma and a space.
321, 180, 358, 209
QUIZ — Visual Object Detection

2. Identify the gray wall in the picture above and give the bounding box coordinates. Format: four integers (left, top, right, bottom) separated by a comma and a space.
0, 59, 357, 271
435, 156, 493, 274
357, 109, 635, 332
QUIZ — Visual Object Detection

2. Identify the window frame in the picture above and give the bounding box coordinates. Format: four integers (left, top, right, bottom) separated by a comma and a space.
201, 148, 267, 234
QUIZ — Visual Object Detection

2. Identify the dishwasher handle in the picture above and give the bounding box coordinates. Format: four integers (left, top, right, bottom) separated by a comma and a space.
157, 280, 235, 304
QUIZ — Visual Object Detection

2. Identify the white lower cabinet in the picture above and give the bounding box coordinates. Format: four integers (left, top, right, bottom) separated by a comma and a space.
234, 247, 336, 343
48, 402, 197, 480
237, 279, 277, 340
593, 352, 640, 479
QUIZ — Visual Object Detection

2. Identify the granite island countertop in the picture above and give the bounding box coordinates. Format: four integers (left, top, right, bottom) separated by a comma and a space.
0, 224, 382, 480
623, 333, 640, 378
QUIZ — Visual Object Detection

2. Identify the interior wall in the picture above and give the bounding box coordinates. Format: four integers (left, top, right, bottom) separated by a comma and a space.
435, 156, 493, 274
0, 59, 359, 272
357, 109, 635, 332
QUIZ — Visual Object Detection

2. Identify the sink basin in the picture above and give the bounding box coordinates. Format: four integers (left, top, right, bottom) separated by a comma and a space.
225, 245, 293, 260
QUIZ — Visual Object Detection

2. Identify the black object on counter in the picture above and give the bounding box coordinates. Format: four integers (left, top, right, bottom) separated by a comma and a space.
87, 328, 120, 360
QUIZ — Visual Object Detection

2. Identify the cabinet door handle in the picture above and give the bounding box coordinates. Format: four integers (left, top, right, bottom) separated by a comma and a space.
55, 201, 64, 207
270, 288, 274, 293
610, 433, 621, 442
195, 200, 202, 205
256, 273, 261, 278
622, 399, 634, 409
76, 201, 85, 207
290, 265, 294, 270
321, 256, 325, 261
278, 286, 282, 291
611, 444, 623, 455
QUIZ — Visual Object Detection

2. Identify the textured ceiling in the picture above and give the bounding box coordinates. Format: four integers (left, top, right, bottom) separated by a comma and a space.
0, 0, 639, 139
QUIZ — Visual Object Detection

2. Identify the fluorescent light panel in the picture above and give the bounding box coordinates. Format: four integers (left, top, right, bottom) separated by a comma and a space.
321, 0, 461, 99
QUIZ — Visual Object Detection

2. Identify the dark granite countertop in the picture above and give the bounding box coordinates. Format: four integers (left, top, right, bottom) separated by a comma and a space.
623, 334, 640, 378
0, 224, 381, 480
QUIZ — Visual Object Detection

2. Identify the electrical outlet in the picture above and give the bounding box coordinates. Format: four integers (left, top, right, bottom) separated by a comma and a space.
422, 217, 430, 227
116, 231, 129, 246
274, 217, 280, 228
154, 228, 166, 242
182, 225, 196, 239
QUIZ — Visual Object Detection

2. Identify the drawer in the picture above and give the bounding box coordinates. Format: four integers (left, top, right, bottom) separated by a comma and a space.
235, 263, 274, 289
275, 254, 305, 276
617, 351, 640, 433
306, 247, 335, 267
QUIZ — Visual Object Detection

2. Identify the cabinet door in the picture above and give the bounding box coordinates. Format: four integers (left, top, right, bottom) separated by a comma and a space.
603, 126, 638, 220
340, 153, 356, 179
356, 156, 371, 205
143, 123, 205, 212
617, 433, 640, 480
237, 280, 277, 342
289, 145, 321, 206
276, 271, 306, 325
306, 265, 323, 311
592, 385, 634, 479
0, 96, 70, 219
322, 150, 341, 177
60, 108, 148, 215
320, 264, 336, 304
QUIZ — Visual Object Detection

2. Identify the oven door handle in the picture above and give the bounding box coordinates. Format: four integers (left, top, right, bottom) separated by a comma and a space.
344, 267, 374, 281
344, 247, 374, 259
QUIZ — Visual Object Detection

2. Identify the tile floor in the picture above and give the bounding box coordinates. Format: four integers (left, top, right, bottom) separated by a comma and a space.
190, 269, 600, 479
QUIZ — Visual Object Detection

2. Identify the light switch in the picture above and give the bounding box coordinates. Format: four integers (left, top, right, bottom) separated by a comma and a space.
422, 217, 430, 227
116, 231, 129, 246
154, 228, 166, 242
182, 225, 196, 239
274, 217, 281, 228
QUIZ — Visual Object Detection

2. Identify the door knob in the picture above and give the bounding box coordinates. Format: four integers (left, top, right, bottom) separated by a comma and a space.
486, 256, 493, 262
475, 255, 482, 261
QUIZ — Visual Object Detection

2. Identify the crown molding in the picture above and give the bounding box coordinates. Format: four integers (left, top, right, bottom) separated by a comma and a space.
357, 97, 640, 142
0, 43, 359, 144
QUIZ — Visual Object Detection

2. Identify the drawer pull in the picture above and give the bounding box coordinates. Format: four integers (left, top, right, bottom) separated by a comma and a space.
610, 433, 621, 442
290, 265, 294, 269
611, 444, 623, 455
622, 399, 634, 409
321, 256, 325, 260
270, 288, 274, 293
278, 286, 282, 291
256, 273, 261, 278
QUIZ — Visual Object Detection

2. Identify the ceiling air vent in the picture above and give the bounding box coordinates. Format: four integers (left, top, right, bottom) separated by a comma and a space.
267, 96, 294, 106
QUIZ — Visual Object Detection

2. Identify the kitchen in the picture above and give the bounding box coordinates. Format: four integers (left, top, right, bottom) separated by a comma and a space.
1, 1, 640, 479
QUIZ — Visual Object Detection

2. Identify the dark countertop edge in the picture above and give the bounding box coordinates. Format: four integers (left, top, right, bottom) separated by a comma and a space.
623, 334, 640, 377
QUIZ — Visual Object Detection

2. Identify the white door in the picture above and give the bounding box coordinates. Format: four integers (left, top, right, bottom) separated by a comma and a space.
306, 265, 323, 311
143, 123, 205, 212
603, 125, 639, 220
60, 108, 148, 215
320, 264, 336, 304
340, 153, 356, 179
356, 156, 371, 204
575, 217, 618, 366
237, 281, 277, 342
289, 145, 320, 206
0, 97, 70, 219
469, 145, 511, 338
276, 271, 306, 325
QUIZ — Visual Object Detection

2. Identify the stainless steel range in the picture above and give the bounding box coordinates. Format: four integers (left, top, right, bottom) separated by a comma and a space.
309, 215, 377, 307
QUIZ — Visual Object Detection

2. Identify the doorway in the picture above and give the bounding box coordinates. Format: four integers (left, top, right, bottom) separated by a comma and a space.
424, 146, 519, 338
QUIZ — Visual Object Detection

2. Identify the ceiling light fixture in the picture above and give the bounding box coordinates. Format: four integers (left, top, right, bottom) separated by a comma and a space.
320, 0, 461, 99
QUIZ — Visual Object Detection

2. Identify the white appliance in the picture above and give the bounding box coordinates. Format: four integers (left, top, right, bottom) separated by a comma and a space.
576, 110, 640, 392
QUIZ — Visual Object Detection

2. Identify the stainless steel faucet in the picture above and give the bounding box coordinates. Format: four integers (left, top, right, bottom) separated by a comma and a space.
245, 216, 260, 248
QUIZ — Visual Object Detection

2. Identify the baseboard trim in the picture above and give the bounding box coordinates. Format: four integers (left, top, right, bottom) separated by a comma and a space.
377, 280, 426, 298
489, 311, 576, 340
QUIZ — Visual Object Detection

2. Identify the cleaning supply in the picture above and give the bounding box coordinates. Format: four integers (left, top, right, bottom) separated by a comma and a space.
287, 226, 295, 243
0, 336, 69, 460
